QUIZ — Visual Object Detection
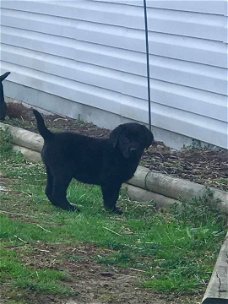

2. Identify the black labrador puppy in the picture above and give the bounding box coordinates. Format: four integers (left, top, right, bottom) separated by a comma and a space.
0, 72, 10, 120
33, 109, 154, 213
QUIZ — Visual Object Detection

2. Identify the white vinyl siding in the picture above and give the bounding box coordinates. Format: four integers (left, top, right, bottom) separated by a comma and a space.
0, 0, 227, 148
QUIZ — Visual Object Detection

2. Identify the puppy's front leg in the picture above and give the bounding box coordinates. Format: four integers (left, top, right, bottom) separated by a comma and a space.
101, 182, 122, 214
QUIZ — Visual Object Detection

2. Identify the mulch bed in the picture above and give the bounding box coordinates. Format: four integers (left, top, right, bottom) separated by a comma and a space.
3, 102, 228, 191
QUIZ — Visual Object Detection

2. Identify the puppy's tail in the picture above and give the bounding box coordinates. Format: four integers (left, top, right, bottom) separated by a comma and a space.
33, 109, 53, 141
0, 72, 10, 82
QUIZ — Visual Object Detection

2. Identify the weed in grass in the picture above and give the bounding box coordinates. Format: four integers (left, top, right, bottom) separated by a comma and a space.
170, 188, 227, 228
0, 128, 13, 156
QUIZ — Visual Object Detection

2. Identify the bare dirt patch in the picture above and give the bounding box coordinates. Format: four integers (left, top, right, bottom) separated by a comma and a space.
2, 243, 201, 304
4, 103, 228, 191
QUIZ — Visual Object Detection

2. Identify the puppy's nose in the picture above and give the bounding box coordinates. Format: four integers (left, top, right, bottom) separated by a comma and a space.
129, 147, 137, 153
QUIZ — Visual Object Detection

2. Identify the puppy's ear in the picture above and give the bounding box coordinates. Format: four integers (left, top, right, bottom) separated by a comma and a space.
109, 125, 124, 148
141, 125, 154, 148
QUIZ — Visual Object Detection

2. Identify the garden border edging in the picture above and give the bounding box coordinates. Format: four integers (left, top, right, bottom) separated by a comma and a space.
201, 232, 228, 304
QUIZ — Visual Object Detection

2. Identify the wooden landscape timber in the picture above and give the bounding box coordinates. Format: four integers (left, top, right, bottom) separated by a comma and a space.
201, 233, 228, 304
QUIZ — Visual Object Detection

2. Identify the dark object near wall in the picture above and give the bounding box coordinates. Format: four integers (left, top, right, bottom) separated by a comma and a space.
0, 72, 10, 120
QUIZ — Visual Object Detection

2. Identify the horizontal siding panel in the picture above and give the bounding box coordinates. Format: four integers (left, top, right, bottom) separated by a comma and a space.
0, 62, 148, 123
2, 41, 227, 99
2, 45, 226, 123
148, 33, 227, 68
4, 1, 225, 33
2, 1, 144, 30
1, 45, 147, 101
0, 36, 147, 77
150, 80, 227, 122
146, 8, 226, 42
1, 9, 227, 67
1, 5, 226, 42
0, 28, 145, 75
2, 24, 227, 69
146, 0, 227, 15
151, 103, 227, 148
1, 28, 226, 95
91, 0, 226, 15
225, 19, 228, 43
148, 57, 227, 95
0, 13, 145, 53
91, 1, 227, 41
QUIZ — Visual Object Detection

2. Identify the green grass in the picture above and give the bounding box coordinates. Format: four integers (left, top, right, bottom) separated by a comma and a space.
0, 248, 73, 295
0, 128, 227, 301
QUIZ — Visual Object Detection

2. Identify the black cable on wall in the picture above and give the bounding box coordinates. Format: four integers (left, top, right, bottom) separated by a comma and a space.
143, 0, 152, 131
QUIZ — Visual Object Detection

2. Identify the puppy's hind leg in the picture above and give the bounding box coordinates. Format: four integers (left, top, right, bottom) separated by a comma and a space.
51, 174, 79, 212
101, 182, 122, 214
45, 165, 54, 202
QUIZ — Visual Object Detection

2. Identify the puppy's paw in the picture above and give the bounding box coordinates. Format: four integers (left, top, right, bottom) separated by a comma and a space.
106, 206, 123, 215
113, 207, 123, 215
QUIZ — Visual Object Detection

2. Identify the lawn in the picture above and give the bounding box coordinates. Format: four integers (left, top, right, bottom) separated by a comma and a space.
0, 129, 227, 304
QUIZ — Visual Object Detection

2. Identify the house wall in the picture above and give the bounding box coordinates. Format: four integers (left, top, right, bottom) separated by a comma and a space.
0, 0, 227, 148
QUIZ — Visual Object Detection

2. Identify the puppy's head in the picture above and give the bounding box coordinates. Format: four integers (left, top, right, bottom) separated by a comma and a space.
110, 123, 154, 159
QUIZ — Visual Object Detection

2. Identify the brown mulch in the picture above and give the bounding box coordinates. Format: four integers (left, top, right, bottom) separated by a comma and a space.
4, 102, 228, 191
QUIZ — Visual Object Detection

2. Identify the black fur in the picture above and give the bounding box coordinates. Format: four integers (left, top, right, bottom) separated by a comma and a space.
0, 72, 10, 120
33, 109, 154, 213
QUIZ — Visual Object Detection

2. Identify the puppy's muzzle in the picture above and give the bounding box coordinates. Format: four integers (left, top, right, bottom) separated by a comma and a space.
127, 147, 140, 158
129, 147, 137, 154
